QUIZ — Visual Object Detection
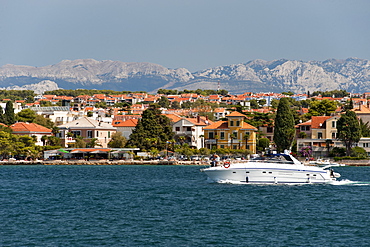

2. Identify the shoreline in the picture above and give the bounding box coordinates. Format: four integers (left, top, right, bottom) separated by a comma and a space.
0, 160, 208, 166
1, 159, 370, 166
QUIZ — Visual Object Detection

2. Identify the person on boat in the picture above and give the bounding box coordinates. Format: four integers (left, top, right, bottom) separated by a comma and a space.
211, 154, 220, 167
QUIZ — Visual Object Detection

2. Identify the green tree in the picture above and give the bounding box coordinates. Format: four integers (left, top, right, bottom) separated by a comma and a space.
74, 136, 87, 148
16, 109, 37, 123
307, 99, 337, 116
258, 99, 267, 107
0, 106, 5, 124
344, 98, 354, 111
127, 104, 174, 151
171, 101, 181, 109
270, 99, 280, 109
257, 138, 270, 152
337, 110, 361, 156
86, 138, 101, 148
360, 119, 370, 137
158, 96, 170, 108
249, 99, 259, 109
34, 115, 55, 129
108, 132, 127, 148
351, 146, 367, 158
4, 101, 16, 125
273, 98, 295, 152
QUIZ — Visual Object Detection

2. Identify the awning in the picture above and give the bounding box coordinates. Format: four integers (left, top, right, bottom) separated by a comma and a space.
70, 150, 86, 154
90, 150, 108, 154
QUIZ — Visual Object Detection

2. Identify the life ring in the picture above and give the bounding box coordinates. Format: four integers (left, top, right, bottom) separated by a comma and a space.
224, 162, 230, 168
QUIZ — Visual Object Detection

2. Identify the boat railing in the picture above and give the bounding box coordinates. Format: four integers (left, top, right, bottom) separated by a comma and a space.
249, 159, 295, 164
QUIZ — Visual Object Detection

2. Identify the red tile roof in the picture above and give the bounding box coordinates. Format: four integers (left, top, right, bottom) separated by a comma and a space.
310, 116, 331, 129
226, 111, 246, 117
10, 122, 52, 133
203, 121, 229, 130
112, 119, 138, 127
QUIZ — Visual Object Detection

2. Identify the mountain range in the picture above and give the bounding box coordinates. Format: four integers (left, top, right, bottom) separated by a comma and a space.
1, 58, 370, 94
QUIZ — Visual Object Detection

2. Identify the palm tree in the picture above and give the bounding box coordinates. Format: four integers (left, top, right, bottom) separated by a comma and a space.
178, 136, 186, 146
325, 139, 333, 157
230, 133, 237, 149
41, 135, 48, 146
215, 134, 219, 149
243, 133, 250, 150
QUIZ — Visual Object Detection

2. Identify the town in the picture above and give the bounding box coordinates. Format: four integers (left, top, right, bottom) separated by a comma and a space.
0, 88, 368, 162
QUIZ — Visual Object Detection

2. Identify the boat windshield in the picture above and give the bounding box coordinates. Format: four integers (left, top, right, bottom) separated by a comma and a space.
251, 154, 295, 164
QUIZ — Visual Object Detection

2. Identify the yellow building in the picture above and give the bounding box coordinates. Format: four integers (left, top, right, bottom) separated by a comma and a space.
203, 111, 258, 153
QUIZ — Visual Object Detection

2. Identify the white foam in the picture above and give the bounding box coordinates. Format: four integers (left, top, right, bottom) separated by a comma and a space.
330, 179, 370, 186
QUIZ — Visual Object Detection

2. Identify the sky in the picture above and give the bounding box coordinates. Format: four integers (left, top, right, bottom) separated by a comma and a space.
1, 0, 370, 72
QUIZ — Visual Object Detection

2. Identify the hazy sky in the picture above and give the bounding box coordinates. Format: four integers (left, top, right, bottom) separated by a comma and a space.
1, 0, 370, 72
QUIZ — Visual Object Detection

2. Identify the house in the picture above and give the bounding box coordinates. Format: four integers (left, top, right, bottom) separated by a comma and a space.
213, 108, 231, 120
203, 111, 258, 153
30, 106, 76, 125
10, 122, 53, 146
352, 104, 370, 124
113, 118, 139, 139
171, 115, 212, 149
57, 117, 116, 148
296, 116, 340, 157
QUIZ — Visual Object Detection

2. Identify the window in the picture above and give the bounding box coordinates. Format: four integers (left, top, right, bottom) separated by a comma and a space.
87, 130, 93, 138
209, 132, 214, 139
230, 120, 234, 127
332, 121, 336, 128
232, 145, 237, 150
236, 120, 240, 126
332, 133, 336, 139
267, 127, 273, 133
186, 127, 192, 131
220, 145, 225, 149
318, 132, 323, 139
175, 127, 180, 131
220, 132, 225, 140
71, 131, 81, 137
108, 131, 111, 138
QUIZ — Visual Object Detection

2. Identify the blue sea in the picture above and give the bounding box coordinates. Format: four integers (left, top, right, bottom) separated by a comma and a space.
0, 165, 369, 247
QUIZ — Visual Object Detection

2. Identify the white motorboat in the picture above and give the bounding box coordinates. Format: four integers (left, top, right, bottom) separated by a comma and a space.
201, 151, 340, 184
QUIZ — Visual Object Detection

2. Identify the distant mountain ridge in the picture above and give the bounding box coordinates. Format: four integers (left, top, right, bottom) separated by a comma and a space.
1, 58, 370, 94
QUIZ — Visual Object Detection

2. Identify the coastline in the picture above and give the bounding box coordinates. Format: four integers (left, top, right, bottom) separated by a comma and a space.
0, 160, 208, 166
1, 159, 370, 166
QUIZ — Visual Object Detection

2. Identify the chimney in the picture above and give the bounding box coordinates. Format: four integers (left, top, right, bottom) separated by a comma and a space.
197, 115, 200, 123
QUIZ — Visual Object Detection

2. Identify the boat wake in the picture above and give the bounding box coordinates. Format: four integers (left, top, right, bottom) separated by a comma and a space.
330, 179, 370, 186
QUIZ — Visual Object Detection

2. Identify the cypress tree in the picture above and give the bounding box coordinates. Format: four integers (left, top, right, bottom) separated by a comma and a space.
337, 110, 361, 156
273, 98, 295, 153
4, 101, 16, 125
0, 105, 5, 124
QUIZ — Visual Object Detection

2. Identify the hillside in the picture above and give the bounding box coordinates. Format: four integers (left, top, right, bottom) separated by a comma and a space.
1, 58, 370, 94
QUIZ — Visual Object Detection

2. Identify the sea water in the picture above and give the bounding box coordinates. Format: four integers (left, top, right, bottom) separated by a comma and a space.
0, 165, 369, 246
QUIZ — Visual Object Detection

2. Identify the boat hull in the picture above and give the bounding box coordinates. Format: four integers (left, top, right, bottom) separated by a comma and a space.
203, 163, 336, 184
